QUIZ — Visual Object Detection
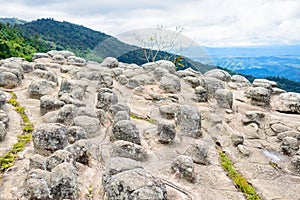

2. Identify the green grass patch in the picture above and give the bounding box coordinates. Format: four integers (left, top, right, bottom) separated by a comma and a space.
0, 92, 33, 172
219, 151, 262, 200
130, 112, 156, 124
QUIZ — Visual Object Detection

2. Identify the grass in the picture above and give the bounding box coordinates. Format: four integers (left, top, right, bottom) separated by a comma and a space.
0, 92, 34, 171
219, 151, 262, 200
130, 112, 156, 124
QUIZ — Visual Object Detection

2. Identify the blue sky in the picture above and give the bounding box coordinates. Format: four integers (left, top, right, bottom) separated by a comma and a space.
0, 0, 299, 47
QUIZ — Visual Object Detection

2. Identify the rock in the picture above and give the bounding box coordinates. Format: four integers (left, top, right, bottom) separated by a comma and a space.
183, 76, 202, 88
194, 86, 208, 102
73, 116, 100, 138
112, 140, 147, 161
274, 92, 300, 114
214, 89, 233, 109
76, 107, 97, 118
159, 74, 181, 93
0, 91, 6, 109
202, 77, 225, 98
153, 67, 169, 80
114, 111, 130, 123
176, 105, 201, 138
281, 137, 299, 155
45, 150, 74, 171
66, 126, 87, 144
116, 75, 128, 85
21, 62, 34, 73
57, 104, 78, 126
0, 121, 7, 141
242, 111, 265, 127
96, 88, 118, 111
231, 133, 244, 146
157, 121, 176, 143
171, 155, 195, 182
101, 57, 119, 68
245, 87, 270, 106
32, 53, 50, 60
32, 123, 68, 156
24, 169, 52, 200
159, 103, 180, 119
66, 140, 91, 165
111, 120, 141, 145
156, 60, 176, 74
109, 103, 131, 116
50, 163, 78, 200
97, 74, 113, 90
277, 131, 300, 141
204, 69, 231, 82
28, 80, 56, 99
67, 56, 86, 66
176, 68, 200, 78
229, 75, 251, 88
51, 54, 66, 64
59, 93, 86, 107
34, 63, 47, 70
47, 50, 75, 58
126, 77, 146, 89
0, 71, 20, 88
253, 79, 277, 89
29, 154, 46, 170
40, 95, 65, 115
291, 155, 300, 172
272, 87, 286, 95
237, 144, 251, 156
270, 123, 292, 134
0, 110, 9, 128
184, 140, 209, 165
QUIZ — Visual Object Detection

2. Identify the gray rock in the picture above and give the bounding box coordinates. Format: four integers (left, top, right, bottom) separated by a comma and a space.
28, 80, 56, 99
111, 120, 141, 145
171, 155, 195, 182
229, 75, 251, 88
0, 121, 7, 141
66, 126, 88, 144
32, 53, 50, 60
32, 123, 68, 156
176, 105, 201, 138
183, 76, 202, 88
114, 111, 130, 123
202, 77, 225, 98
204, 69, 231, 82
231, 133, 244, 146
272, 87, 286, 95
97, 74, 113, 90
50, 163, 78, 200
245, 87, 270, 106
59, 93, 86, 107
40, 95, 65, 115
57, 104, 78, 126
242, 111, 265, 127
21, 62, 34, 73
277, 131, 300, 141
29, 154, 46, 170
51, 54, 66, 64
24, 169, 52, 200
76, 107, 97, 118
253, 79, 277, 88
153, 67, 169, 80
126, 77, 146, 89
194, 86, 208, 102
157, 121, 176, 143
96, 88, 118, 111
112, 140, 147, 161
159, 103, 180, 119
47, 50, 75, 58
184, 140, 209, 165
237, 144, 251, 156
45, 150, 74, 171
0, 110, 9, 128
34, 63, 47, 70
66, 140, 91, 165
271, 123, 292, 134
104, 167, 167, 200
67, 56, 86, 66
291, 155, 300, 172
214, 89, 233, 109
0, 91, 6, 109
116, 75, 128, 85
156, 60, 176, 74
0, 71, 20, 88
73, 116, 100, 138
101, 57, 119, 68
274, 92, 300, 114
281, 137, 299, 155
159, 74, 181, 93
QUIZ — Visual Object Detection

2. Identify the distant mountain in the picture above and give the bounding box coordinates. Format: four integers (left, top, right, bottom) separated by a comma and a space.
0, 17, 27, 25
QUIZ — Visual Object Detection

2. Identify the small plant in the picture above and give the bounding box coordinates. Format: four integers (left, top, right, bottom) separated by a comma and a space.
219, 151, 262, 200
130, 112, 156, 124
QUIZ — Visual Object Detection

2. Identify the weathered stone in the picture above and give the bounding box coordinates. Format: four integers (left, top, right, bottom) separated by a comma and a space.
159, 74, 181, 93
28, 80, 56, 99
237, 144, 251, 156
204, 69, 231, 82
271, 123, 292, 134
66, 126, 88, 144
32, 53, 50, 60
0, 121, 7, 141
114, 111, 130, 123
184, 140, 209, 165
229, 75, 251, 88
184, 76, 202, 88
97, 74, 113, 90
46, 150, 74, 171
111, 120, 141, 145
66, 140, 91, 165
34, 63, 47, 70
245, 87, 270, 106
101, 57, 119, 68
291, 155, 300, 172
157, 121, 176, 143
96, 88, 118, 111
50, 163, 78, 200
153, 67, 169, 80
29, 154, 46, 170
159, 103, 180, 119
0, 110, 9, 128
253, 79, 277, 89
112, 140, 147, 161
242, 111, 265, 127
126, 77, 146, 89
32, 123, 68, 156
272, 87, 286, 95
274, 92, 300, 114
281, 137, 299, 155
67, 56, 86, 66
0, 71, 20, 88
116, 75, 128, 85
176, 68, 200, 78
57, 104, 78, 126
231, 133, 244, 146
214, 89, 233, 109
176, 105, 201, 138
194, 86, 208, 102
40, 95, 65, 115
277, 131, 300, 141
171, 155, 195, 182
21, 62, 34, 73
73, 116, 100, 138
51, 54, 66, 64
202, 77, 225, 98
47, 50, 75, 58
0, 91, 6, 109
59, 93, 86, 107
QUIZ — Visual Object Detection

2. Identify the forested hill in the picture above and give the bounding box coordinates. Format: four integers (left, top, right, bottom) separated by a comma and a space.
19, 18, 213, 72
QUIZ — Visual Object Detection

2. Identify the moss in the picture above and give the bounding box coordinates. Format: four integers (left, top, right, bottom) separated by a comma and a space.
219, 151, 262, 200
130, 112, 156, 124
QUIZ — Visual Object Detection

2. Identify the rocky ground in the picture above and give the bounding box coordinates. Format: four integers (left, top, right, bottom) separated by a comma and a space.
0, 51, 299, 200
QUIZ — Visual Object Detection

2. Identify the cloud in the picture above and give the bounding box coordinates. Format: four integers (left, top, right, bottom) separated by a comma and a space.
0, 0, 299, 46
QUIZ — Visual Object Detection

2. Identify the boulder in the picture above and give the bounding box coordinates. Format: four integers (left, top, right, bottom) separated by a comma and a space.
57, 104, 78, 126
34, 63, 47, 70
45, 150, 74, 171
21, 61, 34, 73
277, 131, 300, 141
204, 69, 231, 82
202, 77, 225, 98
29, 154, 46, 170
59, 93, 86, 107
73, 116, 100, 138
97, 74, 113, 90
159, 103, 180, 119
194, 86, 208, 102
116, 75, 128, 85
47, 50, 75, 58
32, 123, 68, 156
0, 110, 9, 128
245, 87, 270, 106
32, 53, 50, 60
253, 79, 277, 89
66, 140, 91, 165
184, 140, 209, 165
112, 140, 147, 161
51, 54, 66, 64
114, 111, 130, 123
231, 133, 244, 146
270, 123, 292, 134
157, 121, 176, 143
291, 155, 300, 172
101, 57, 119, 68
176, 105, 201, 138
0, 121, 7, 141
171, 155, 195, 182
67, 56, 86, 66
0, 71, 20, 88
126, 77, 146, 89
237, 144, 251, 156
40, 95, 65, 115
50, 163, 78, 200
111, 120, 141, 145
281, 137, 299, 155
214, 89, 233, 109
109, 103, 131, 116
242, 111, 265, 127
96, 88, 118, 111
153, 67, 169, 80
159, 74, 181, 93
28, 80, 56, 99
0, 90, 6, 109
183, 76, 202, 88
274, 92, 300, 114
66, 126, 88, 144
229, 75, 251, 89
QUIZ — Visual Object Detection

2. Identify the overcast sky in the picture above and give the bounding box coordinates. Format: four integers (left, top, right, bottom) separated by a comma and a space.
0, 0, 299, 47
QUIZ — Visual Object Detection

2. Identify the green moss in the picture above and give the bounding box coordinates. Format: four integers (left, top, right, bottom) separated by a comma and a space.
130, 112, 156, 124
219, 152, 262, 200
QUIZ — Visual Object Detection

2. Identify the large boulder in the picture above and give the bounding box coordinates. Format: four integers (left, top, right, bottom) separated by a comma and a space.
45, 150, 74, 171
159, 103, 180, 119
101, 57, 119, 68
96, 88, 118, 111
214, 89, 233, 109
33, 53, 50, 60
28, 80, 56, 99
253, 79, 277, 89
194, 86, 208, 102
73, 116, 100, 138
176, 105, 201, 138
57, 104, 78, 126
274, 92, 300, 114
242, 111, 265, 127
245, 87, 270, 106
281, 137, 299, 155
229, 75, 251, 89
157, 121, 176, 143
111, 120, 141, 145
112, 140, 147, 161
171, 155, 195, 182
204, 69, 231, 82
40, 95, 65, 115
159, 74, 181, 93
0, 70, 20, 88
32, 123, 68, 156
202, 77, 225, 98
66, 139, 91, 165
184, 140, 209, 165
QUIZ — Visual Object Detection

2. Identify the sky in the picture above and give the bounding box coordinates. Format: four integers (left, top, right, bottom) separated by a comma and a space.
0, 0, 300, 47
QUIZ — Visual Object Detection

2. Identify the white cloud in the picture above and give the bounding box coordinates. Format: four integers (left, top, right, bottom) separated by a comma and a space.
0, 0, 299, 46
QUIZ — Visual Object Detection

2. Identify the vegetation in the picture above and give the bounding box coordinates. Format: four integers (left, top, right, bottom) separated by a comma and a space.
219, 151, 261, 200
130, 112, 156, 124
0, 92, 33, 171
